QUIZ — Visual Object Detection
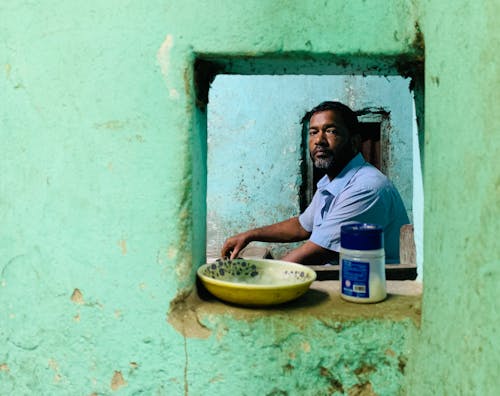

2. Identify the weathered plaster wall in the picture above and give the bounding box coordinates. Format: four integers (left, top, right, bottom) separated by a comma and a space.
0, 0, 497, 395
405, 1, 500, 394
1, 1, 188, 394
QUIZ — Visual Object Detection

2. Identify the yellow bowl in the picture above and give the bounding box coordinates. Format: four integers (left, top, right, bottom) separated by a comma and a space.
197, 258, 317, 306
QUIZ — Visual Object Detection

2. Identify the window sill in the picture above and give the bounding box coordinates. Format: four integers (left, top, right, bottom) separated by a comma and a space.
169, 280, 422, 338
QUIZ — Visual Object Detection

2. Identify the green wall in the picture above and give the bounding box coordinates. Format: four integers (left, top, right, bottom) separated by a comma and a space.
0, 0, 498, 394
406, 1, 500, 394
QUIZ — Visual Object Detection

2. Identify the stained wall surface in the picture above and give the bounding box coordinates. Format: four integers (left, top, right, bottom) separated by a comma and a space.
405, 1, 500, 394
0, 0, 498, 395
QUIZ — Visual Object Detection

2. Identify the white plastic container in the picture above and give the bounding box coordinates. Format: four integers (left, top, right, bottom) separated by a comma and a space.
340, 223, 386, 303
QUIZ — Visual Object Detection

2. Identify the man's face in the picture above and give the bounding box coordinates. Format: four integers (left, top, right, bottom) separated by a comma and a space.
308, 110, 355, 170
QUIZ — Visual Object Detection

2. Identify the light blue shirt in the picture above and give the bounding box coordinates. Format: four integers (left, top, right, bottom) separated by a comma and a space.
298, 153, 409, 263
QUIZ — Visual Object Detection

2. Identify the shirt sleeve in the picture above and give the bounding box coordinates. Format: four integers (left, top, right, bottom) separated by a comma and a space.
298, 191, 322, 233
309, 185, 391, 252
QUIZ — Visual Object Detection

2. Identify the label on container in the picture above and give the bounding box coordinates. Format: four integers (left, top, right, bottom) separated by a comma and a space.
341, 259, 369, 298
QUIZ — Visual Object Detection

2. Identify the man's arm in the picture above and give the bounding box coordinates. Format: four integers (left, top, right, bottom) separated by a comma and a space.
282, 241, 339, 265
221, 217, 310, 260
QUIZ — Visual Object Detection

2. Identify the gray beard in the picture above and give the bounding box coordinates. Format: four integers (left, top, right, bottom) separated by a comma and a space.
312, 155, 334, 170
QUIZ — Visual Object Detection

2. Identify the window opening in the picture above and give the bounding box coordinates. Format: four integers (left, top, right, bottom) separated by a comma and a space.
206, 74, 422, 279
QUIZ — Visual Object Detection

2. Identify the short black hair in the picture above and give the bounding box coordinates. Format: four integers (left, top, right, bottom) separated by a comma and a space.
301, 101, 360, 136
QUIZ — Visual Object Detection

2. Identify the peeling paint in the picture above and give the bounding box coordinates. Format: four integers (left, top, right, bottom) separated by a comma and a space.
48, 359, 62, 383
94, 120, 127, 130
126, 134, 144, 143
167, 247, 177, 259
118, 239, 127, 255
48, 359, 58, 371
169, 88, 179, 99
385, 348, 396, 357
348, 382, 375, 396
70, 288, 84, 304
157, 34, 174, 87
320, 366, 344, 394
129, 362, 138, 370
110, 371, 127, 391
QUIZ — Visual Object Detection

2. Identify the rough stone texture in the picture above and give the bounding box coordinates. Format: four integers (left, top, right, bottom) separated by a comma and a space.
404, 1, 500, 395
0, 0, 498, 395
168, 281, 420, 395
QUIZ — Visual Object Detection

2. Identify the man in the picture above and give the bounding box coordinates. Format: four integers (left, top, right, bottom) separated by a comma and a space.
221, 101, 409, 265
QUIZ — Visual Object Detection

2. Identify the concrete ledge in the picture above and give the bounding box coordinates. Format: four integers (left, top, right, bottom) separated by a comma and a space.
169, 281, 422, 338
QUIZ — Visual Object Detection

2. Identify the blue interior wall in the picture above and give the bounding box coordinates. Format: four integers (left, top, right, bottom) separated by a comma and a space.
207, 75, 421, 263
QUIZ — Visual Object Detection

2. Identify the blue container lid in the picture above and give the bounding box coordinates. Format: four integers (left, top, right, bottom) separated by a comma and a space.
340, 223, 384, 250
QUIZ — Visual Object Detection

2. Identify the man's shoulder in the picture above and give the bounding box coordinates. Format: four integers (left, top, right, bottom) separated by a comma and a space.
351, 163, 392, 189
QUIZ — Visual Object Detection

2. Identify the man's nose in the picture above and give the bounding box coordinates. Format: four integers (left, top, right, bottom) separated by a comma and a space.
314, 131, 327, 145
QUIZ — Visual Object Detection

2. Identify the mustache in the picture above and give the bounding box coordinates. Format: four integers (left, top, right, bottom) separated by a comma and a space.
312, 148, 333, 156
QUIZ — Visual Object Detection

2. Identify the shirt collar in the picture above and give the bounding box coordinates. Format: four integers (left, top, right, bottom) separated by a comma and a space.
316, 153, 366, 196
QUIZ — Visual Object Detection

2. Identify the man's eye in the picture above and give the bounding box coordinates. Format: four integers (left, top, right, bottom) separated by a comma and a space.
308, 130, 318, 136
325, 128, 337, 134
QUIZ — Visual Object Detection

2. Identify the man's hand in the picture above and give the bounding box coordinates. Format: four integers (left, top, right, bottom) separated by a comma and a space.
221, 231, 251, 260
220, 217, 310, 260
